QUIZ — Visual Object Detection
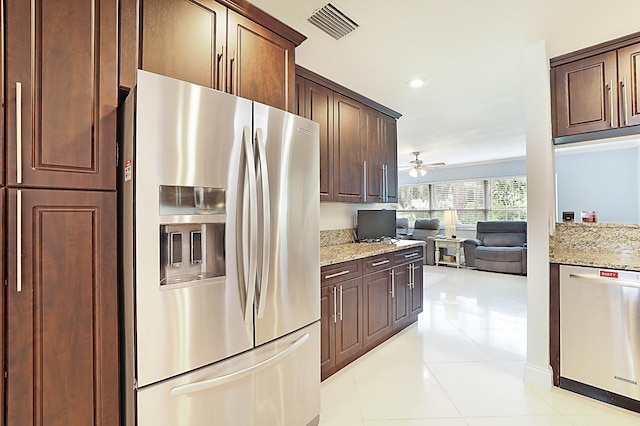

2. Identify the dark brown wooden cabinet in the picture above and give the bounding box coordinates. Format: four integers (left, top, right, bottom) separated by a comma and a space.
302, 78, 334, 201
140, 0, 227, 91
5, 0, 117, 190
5, 189, 118, 425
320, 246, 423, 380
362, 264, 393, 348
551, 32, 640, 141
617, 42, 640, 127
227, 9, 295, 111
333, 93, 366, 203
296, 67, 400, 203
126, 0, 304, 112
553, 52, 618, 138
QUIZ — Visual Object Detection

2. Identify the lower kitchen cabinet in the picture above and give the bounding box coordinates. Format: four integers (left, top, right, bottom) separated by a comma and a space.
320, 245, 424, 380
5, 189, 118, 425
362, 269, 393, 348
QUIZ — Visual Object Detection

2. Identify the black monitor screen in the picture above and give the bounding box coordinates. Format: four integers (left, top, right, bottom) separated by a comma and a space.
357, 209, 396, 240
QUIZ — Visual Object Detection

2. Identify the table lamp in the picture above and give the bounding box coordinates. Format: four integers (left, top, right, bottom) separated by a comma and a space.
442, 209, 460, 239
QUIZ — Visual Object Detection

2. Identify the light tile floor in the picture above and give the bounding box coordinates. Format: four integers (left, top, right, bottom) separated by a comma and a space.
319, 266, 640, 425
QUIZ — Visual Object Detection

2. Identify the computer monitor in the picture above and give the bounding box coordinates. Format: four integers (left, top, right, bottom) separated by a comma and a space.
357, 209, 396, 241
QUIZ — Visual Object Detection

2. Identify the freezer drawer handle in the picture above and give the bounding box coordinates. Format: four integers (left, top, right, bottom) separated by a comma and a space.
569, 273, 640, 289
169, 333, 310, 397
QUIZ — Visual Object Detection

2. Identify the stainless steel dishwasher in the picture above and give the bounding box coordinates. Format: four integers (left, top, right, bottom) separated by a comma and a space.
560, 265, 640, 403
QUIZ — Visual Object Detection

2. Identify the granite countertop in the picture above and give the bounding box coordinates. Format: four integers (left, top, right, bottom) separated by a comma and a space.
549, 222, 640, 271
320, 239, 425, 267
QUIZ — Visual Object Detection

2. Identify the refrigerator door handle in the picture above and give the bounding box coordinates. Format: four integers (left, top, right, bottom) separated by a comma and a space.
240, 125, 258, 323
255, 128, 271, 319
169, 333, 310, 397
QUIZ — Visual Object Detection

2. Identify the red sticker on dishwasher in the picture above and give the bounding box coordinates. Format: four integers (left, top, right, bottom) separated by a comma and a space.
599, 270, 618, 279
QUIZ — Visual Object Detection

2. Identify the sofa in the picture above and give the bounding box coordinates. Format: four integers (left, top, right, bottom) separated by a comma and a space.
396, 217, 410, 239
463, 221, 527, 275
409, 218, 440, 265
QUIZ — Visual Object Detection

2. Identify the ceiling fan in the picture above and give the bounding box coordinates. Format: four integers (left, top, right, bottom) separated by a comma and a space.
401, 152, 446, 177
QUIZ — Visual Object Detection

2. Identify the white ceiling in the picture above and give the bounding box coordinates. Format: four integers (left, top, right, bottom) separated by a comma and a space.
250, 0, 640, 174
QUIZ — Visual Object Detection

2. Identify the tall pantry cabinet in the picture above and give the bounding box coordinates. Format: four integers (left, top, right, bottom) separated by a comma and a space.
3, 0, 119, 424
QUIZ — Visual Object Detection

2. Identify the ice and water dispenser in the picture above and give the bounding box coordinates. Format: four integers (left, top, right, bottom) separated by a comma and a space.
159, 185, 225, 287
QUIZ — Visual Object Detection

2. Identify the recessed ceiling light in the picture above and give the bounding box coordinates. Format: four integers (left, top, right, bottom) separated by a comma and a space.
407, 78, 426, 88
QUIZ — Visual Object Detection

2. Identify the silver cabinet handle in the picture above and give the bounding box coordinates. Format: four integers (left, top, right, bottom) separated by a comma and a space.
333, 286, 337, 324
17, 190, 22, 292
384, 164, 389, 202
16, 82, 22, 183
405, 252, 419, 259
324, 270, 350, 279
380, 165, 385, 202
371, 259, 389, 267
390, 270, 394, 298
240, 126, 257, 323
339, 285, 343, 321
623, 76, 629, 126
407, 264, 412, 287
609, 80, 614, 128
255, 128, 271, 319
230, 50, 237, 94
362, 160, 367, 202
170, 333, 309, 396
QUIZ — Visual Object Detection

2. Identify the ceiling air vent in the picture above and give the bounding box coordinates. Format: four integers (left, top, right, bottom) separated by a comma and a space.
308, 3, 359, 40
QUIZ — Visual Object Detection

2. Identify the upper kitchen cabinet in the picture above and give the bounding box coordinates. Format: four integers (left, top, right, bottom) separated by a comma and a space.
296, 66, 401, 203
227, 9, 295, 111
617, 43, 640, 127
551, 31, 640, 142
4, 0, 117, 190
333, 93, 366, 203
140, 0, 227, 91
122, 0, 305, 112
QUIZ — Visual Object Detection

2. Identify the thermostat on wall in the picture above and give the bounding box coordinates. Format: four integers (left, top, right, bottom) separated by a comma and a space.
562, 211, 574, 222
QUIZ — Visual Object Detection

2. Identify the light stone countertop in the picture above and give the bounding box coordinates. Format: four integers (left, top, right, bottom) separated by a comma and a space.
549, 222, 640, 271
320, 239, 425, 267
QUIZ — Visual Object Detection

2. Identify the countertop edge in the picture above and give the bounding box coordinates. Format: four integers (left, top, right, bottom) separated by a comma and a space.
320, 240, 425, 267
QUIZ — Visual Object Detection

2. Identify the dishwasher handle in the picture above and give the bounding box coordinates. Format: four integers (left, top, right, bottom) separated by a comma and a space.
569, 273, 640, 289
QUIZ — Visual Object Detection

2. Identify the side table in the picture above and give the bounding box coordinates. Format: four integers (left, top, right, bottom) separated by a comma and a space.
434, 238, 465, 268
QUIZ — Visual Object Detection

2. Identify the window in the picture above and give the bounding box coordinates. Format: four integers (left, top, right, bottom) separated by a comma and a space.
398, 177, 527, 225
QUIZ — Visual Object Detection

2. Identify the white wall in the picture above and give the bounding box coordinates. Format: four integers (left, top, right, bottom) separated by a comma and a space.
523, 40, 555, 388
320, 202, 392, 231
555, 145, 640, 223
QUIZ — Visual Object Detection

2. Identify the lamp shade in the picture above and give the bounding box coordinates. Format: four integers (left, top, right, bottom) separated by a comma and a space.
442, 209, 460, 239
442, 209, 460, 226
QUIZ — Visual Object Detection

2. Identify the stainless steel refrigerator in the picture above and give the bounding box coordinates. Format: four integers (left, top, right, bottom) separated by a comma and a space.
120, 70, 320, 426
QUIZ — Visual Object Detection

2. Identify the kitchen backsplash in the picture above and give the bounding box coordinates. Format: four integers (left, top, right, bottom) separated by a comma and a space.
320, 228, 355, 247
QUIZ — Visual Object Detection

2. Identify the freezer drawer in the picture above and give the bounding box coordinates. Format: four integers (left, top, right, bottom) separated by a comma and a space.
560, 265, 640, 401
137, 322, 320, 426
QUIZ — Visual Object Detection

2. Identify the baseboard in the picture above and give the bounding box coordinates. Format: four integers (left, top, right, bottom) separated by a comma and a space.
523, 363, 553, 389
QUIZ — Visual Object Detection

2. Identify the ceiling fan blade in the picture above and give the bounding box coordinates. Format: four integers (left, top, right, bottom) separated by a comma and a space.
424, 162, 446, 167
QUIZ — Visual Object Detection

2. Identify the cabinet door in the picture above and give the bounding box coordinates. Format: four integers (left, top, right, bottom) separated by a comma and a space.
333, 94, 365, 203
140, 0, 226, 90
320, 285, 336, 378
382, 115, 398, 203
362, 270, 392, 348
618, 43, 640, 127
227, 9, 295, 112
392, 267, 411, 330
304, 80, 334, 201
364, 108, 383, 203
0, 189, 4, 424
553, 51, 618, 137
5, 0, 117, 190
335, 278, 363, 365
6, 189, 118, 425
410, 262, 424, 320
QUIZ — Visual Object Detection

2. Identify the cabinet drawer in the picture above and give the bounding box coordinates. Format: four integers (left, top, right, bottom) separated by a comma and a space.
363, 254, 392, 275
393, 246, 424, 266
321, 260, 362, 287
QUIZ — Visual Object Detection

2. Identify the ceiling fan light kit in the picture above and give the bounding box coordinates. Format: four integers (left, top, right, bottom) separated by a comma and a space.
405, 151, 445, 178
